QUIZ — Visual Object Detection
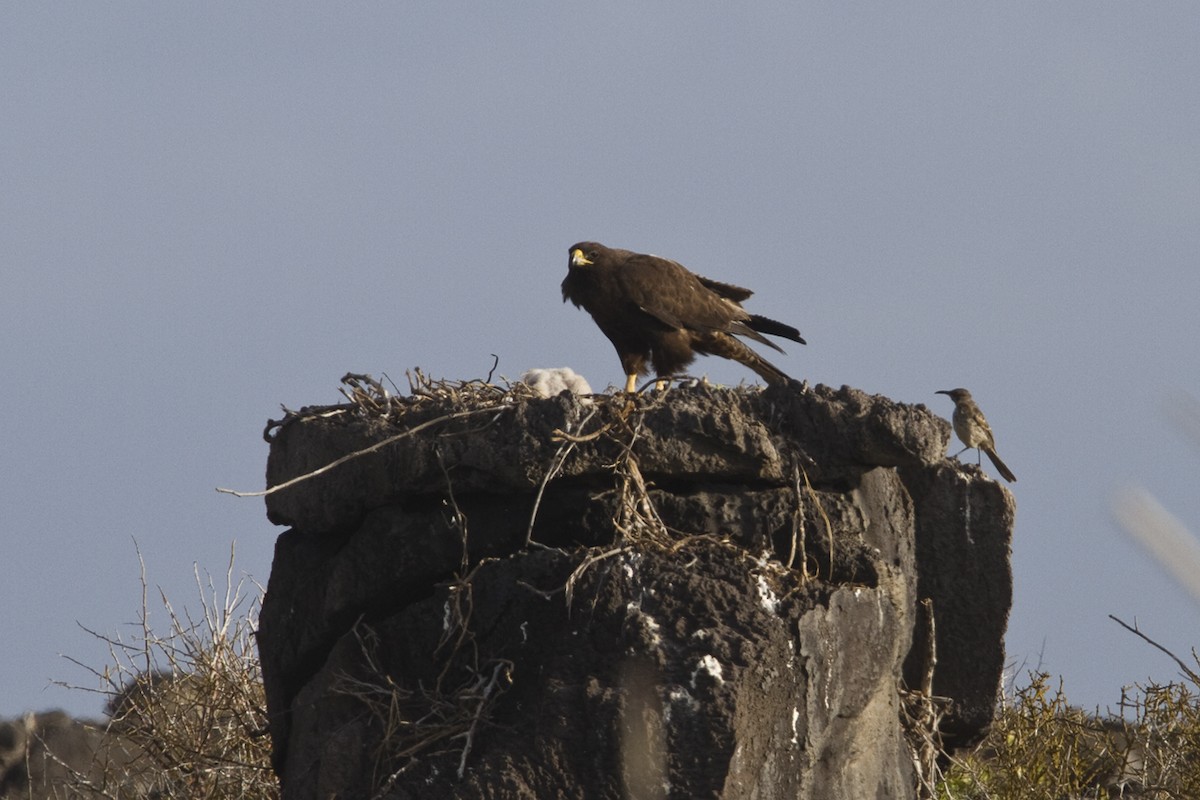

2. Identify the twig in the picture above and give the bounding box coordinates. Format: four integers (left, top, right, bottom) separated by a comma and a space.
919, 599, 937, 697
26, 738, 125, 800
436, 447, 470, 574
797, 464, 834, 581
216, 406, 507, 497
527, 406, 600, 546
515, 580, 565, 600
454, 660, 512, 780
1109, 615, 1200, 684
787, 464, 805, 573
550, 422, 612, 443
903, 598, 951, 799
565, 547, 627, 611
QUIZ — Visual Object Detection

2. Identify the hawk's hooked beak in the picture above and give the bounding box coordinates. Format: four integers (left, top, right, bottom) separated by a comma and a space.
571, 248, 592, 267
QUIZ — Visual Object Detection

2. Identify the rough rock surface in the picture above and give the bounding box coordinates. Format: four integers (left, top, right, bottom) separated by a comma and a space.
0, 711, 145, 798
257, 382, 1015, 799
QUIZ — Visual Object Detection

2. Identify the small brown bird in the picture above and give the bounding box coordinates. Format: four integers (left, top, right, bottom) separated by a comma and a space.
562, 242, 805, 393
936, 388, 1016, 483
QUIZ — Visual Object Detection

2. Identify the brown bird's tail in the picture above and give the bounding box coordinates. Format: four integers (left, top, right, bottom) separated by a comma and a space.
984, 447, 1017, 483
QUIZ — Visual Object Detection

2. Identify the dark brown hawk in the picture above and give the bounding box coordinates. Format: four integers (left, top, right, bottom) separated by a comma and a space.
562, 241, 805, 393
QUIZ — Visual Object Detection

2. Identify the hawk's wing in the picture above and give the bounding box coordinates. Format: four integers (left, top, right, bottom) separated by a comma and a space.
615, 254, 784, 352
615, 254, 739, 331
697, 275, 753, 303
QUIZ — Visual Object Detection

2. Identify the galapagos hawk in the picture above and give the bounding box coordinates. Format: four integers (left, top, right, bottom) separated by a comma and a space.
562, 242, 805, 393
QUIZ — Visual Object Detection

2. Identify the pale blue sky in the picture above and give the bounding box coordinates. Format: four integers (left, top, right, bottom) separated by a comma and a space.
2, 5, 1198, 718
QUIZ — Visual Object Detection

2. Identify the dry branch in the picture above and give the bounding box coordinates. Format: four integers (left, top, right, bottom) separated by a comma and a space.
217, 405, 506, 498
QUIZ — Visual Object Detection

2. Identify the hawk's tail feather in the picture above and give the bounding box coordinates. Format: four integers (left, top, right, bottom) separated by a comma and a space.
729, 321, 787, 353
703, 334, 792, 387
743, 353, 791, 386
748, 314, 806, 346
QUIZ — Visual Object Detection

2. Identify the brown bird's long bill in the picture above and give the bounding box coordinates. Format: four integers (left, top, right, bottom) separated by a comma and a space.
936, 388, 1016, 483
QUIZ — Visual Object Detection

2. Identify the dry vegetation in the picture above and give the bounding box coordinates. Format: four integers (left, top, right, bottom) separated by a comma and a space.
77, 553, 1200, 799
66, 546, 276, 799
936, 645, 1200, 799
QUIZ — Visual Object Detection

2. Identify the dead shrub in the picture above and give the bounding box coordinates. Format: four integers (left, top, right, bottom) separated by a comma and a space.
66, 544, 276, 799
